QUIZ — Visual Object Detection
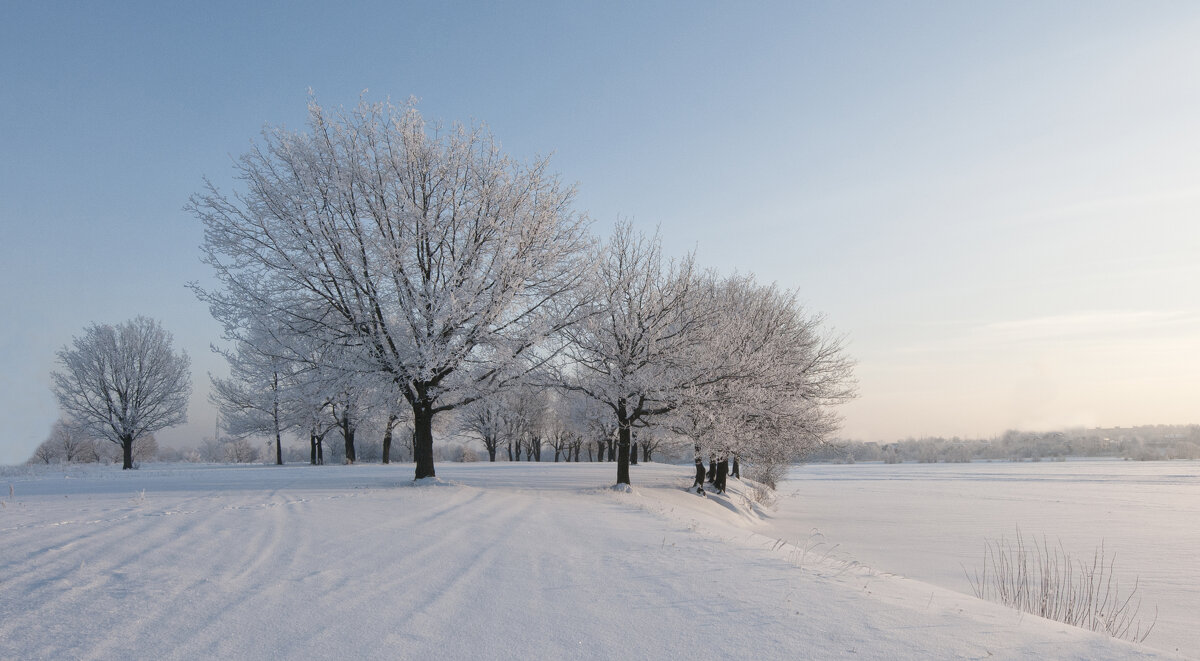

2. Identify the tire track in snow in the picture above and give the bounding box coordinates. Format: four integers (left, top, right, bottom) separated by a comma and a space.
0, 492, 231, 659
115, 484, 496, 659
82, 488, 317, 660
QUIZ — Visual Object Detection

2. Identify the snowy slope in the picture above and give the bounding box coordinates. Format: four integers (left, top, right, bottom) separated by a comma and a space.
0, 462, 1184, 660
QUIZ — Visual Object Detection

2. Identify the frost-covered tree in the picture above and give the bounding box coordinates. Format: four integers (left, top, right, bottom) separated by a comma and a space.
132, 434, 159, 463
561, 392, 617, 462
670, 274, 855, 492
520, 388, 585, 462
304, 344, 384, 465
28, 420, 98, 465
457, 394, 509, 462
191, 98, 591, 480
329, 385, 368, 464
222, 436, 259, 463
210, 322, 293, 465
518, 390, 552, 462
274, 338, 343, 466
636, 428, 668, 463
29, 438, 59, 464
375, 396, 410, 464
491, 386, 542, 461
53, 420, 98, 463
541, 400, 575, 462
51, 317, 191, 469
556, 223, 715, 485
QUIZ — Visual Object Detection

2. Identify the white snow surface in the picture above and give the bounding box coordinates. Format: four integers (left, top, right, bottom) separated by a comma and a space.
0, 461, 1186, 660
769, 460, 1200, 659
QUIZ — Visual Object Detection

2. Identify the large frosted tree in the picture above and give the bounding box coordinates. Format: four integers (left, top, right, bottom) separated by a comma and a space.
671, 274, 856, 492
191, 98, 591, 479
558, 225, 855, 487
51, 317, 191, 469
556, 223, 715, 485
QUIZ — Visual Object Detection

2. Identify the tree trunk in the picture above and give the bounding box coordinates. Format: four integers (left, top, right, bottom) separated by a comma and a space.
630, 440, 638, 465
382, 414, 395, 465
731, 456, 740, 479
714, 457, 729, 493
412, 403, 435, 479
616, 404, 632, 485
487, 442, 497, 462
121, 435, 134, 470
692, 445, 705, 488
272, 376, 283, 465
587, 444, 593, 462
341, 411, 356, 464
706, 454, 717, 482
310, 432, 317, 465
316, 437, 324, 465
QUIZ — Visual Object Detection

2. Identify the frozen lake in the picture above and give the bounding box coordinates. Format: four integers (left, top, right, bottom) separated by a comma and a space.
769, 459, 1200, 658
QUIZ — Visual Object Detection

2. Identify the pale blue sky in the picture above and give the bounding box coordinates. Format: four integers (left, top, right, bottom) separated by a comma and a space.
3, 1, 1199, 464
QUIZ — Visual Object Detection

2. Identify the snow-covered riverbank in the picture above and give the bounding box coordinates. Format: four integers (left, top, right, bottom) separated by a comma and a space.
770, 459, 1200, 658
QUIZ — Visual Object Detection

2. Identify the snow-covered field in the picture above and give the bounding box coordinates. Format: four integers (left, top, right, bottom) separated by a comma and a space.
0, 461, 1188, 660
771, 460, 1200, 658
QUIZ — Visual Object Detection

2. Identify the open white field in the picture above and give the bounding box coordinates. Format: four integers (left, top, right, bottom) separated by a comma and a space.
0, 461, 1187, 660
770, 460, 1200, 658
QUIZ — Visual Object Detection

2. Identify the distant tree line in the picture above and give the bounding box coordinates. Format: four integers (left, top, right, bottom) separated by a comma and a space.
29, 419, 159, 466
810, 425, 1200, 464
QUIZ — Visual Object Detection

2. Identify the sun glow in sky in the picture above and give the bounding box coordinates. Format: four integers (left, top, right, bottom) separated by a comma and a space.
2, 1, 1199, 463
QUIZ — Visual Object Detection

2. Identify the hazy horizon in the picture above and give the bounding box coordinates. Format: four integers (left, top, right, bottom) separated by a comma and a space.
3, 1, 1199, 464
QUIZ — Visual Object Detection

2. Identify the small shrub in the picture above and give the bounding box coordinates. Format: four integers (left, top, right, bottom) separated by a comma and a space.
222, 438, 259, 463
743, 461, 788, 491
966, 529, 1155, 643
